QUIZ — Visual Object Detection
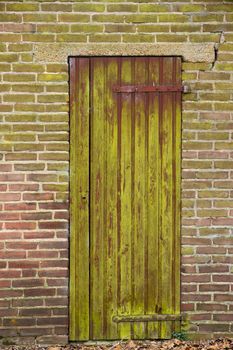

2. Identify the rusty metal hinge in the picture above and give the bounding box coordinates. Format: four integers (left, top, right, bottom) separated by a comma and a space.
112, 314, 182, 323
113, 85, 184, 93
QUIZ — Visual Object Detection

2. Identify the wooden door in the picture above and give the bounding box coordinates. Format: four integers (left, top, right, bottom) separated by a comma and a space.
70, 57, 182, 341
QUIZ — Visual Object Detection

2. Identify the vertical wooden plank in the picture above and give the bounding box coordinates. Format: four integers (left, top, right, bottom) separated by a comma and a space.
105, 58, 119, 339
130, 58, 136, 340
147, 57, 160, 339
69, 57, 89, 341
173, 57, 182, 334
90, 57, 105, 340
118, 58, 132, 340
159, 57, 175, 339
132, 58, 147, 339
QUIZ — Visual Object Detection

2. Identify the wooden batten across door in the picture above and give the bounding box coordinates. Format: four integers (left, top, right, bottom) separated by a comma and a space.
69, 57, 182, 341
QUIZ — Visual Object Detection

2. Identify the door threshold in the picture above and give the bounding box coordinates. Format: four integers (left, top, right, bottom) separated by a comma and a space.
69, 340, 127, 346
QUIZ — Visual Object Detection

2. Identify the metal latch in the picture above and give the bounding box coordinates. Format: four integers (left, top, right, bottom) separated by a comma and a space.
182, 84, 191, 93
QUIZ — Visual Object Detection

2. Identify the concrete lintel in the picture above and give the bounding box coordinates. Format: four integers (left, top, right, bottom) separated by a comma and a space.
34, 43, 215, 63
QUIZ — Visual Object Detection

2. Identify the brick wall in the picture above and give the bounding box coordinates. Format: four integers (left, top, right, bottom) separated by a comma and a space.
0, 0, 233, 345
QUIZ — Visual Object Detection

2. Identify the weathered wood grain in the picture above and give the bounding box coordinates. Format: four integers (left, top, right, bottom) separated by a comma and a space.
70, 57, 181, 341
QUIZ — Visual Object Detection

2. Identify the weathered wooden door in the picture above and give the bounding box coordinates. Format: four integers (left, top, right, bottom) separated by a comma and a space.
70, 57, 182, 341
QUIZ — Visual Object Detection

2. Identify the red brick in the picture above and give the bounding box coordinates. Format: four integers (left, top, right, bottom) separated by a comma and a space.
9, 184, 39, 191
3, 23, 36, 33
39, 202, 68, 210
23, 193, 54, 201
0, 212, 20, 220
45, 297, 69, 309
213, 237, 233, 245
212, 256, 233, 264
0, 164, 12, 172
39, 260, 67, 268
0, 308, 18, 317
213, 274, 233, 282
0, 280, 11, 288
6, 241, 38, 250
198, 151, 229, 159
181, 265, 196, 273
38, 221, 68, 229
182, 274, 211, 283
27, 250, 58, 258
0, 251, 26, 259
212, 218, 233, 226
181, 303, 195, 312
4, 203, 36, 211
38, 241, 68, 249
1, 270, 21, 278
196, 247, 226, 254
214, 294, 233, 302
54, 211, 69, 219
20, 327, 52, 336
0, 174, 24, 182
38, 270, 68, 278
199, 284, 229, 292
23, 231, 55, 239
20, 308, 51, 316
199, 265, 229, 273
213, 314, 233, 321
27, 174, 57, 182
5, 222, 36, 230
46, 279, 68, 287
197, 303, 227, 312
0, 290, 23, 298
190, 314, 211, 321
199, 324, 229, 332
12, 298, 43, 307
0, 329, 19, 337
37, 316, 67, 326
182, 293, 211, 302
182, 237, 211, 245
12, 279, 45, 288
182, 218, 211, 226
3, 318, 36, 327
9, 261, 39, 269
21, 212, 52, 220
0, 193, 21, 201
182, 284, 197, 293
182, 256, 210, 266
22, 270, 37, 278
0, 232, 22, 240
60, 250, 68, 258
0, 300, 10, 307
53, 308, 68, 315
24, 288, 56, 297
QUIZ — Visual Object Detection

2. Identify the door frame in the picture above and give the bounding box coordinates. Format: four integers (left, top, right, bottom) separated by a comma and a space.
69, 57, 90, 341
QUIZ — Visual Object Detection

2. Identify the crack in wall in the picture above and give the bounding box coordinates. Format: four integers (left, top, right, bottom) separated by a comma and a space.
212, 45, 218, 70
211, 31, 225, 70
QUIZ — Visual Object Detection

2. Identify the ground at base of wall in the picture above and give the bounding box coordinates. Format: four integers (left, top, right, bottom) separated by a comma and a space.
1, 338, 233, 350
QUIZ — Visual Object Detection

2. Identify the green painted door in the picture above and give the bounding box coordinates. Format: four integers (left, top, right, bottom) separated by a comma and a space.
70, 57, 182, 341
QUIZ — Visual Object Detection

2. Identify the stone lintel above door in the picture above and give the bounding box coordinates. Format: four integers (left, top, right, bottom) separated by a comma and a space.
34, 43, 215, 64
